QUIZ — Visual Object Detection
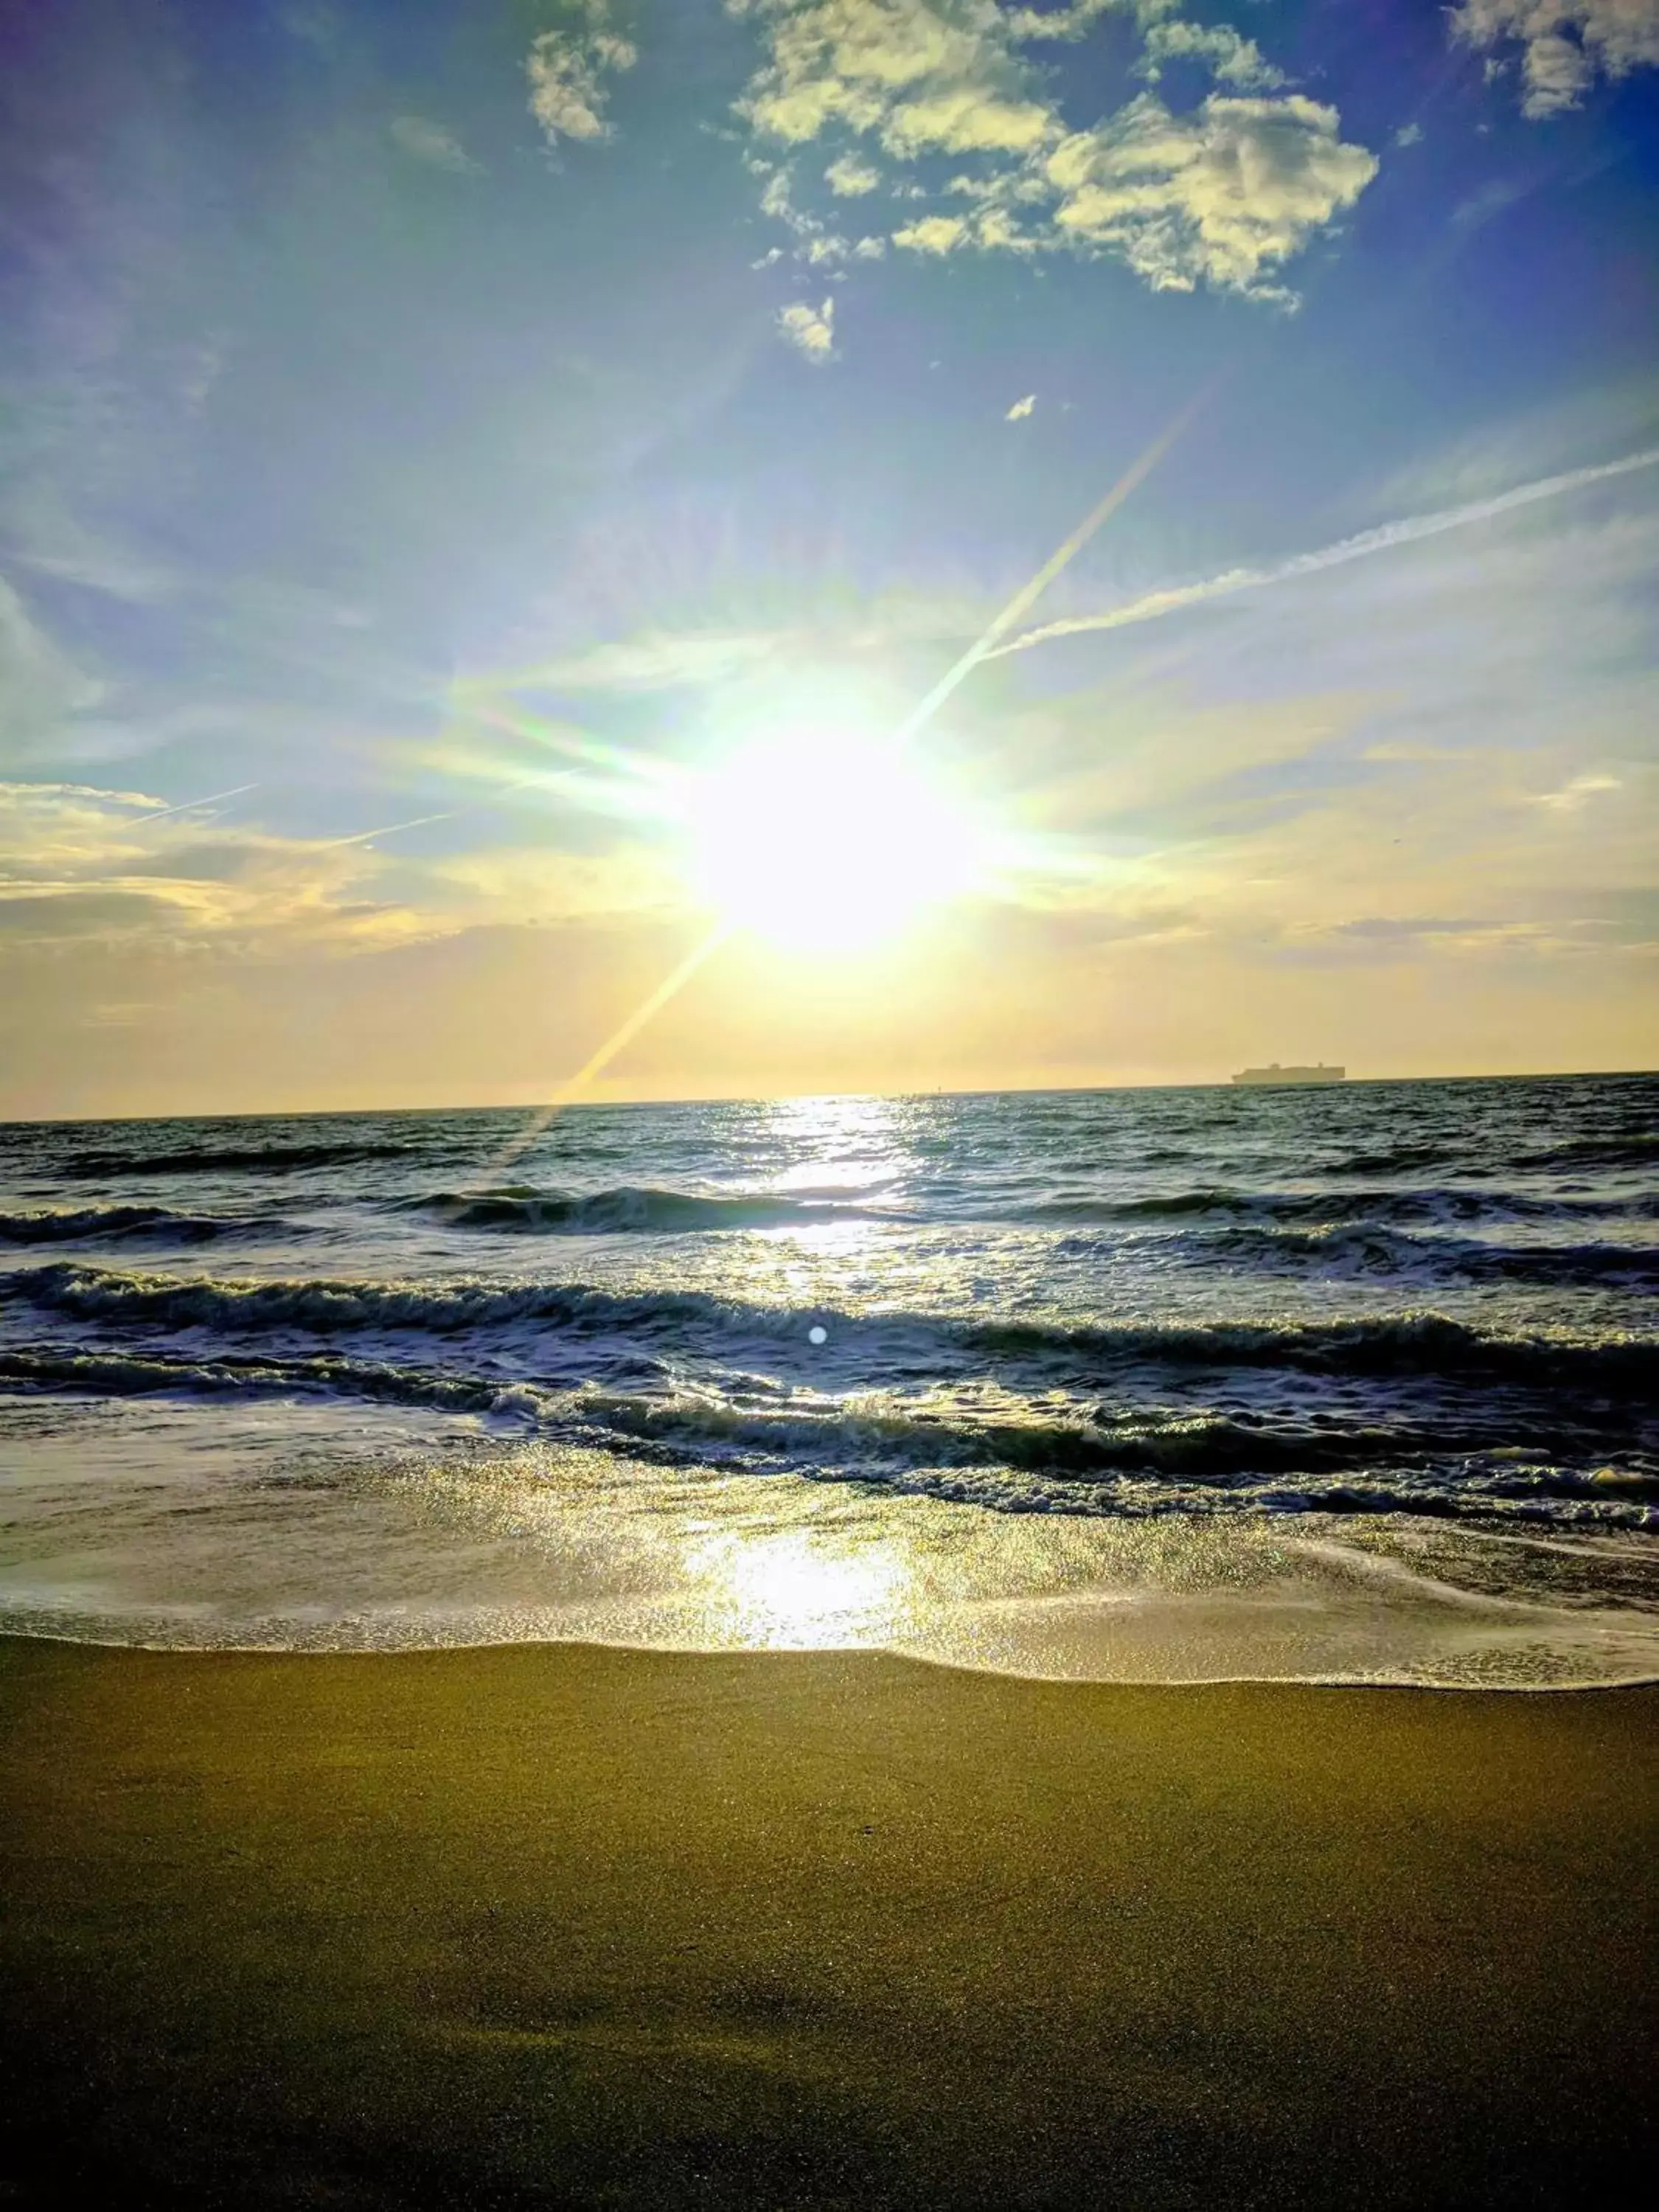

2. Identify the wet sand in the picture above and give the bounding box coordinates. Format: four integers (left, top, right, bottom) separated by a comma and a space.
1, 1634, 1653, 2208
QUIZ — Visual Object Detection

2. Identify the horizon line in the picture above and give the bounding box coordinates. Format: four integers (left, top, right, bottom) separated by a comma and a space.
2, 1065, 1653, 1126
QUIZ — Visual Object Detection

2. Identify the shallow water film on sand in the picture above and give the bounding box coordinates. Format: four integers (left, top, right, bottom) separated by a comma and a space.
1, 1074, 1655, 1684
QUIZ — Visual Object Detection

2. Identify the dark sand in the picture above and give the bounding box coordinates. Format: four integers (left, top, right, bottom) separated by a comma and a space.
1, 1636, 1653, 2210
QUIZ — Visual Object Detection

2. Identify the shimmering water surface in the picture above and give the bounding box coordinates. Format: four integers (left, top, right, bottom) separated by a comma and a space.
1, 1075, 1655, 1683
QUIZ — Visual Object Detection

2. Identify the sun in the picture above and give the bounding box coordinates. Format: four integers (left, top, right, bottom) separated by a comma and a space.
681, 719, 986, 953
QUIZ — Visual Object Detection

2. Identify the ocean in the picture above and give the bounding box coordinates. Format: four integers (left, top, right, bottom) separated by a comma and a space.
1, 1073, 1655, 1685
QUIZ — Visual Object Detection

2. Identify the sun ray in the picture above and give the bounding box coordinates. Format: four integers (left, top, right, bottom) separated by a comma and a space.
442, 378, 1211, 1177
453, 919, 733, 1197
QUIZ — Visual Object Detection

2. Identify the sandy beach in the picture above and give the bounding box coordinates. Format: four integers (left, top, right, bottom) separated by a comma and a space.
1, 1634, 1652, 2208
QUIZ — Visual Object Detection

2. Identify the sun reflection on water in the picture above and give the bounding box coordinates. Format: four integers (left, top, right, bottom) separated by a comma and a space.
757, 1093, 917, 1194
688, 1529, 914, 1649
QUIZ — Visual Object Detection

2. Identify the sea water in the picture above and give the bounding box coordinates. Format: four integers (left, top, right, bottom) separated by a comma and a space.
1, 1075, 1655, 1684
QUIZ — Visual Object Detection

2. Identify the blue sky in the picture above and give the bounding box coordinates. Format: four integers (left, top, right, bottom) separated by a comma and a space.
1, 1, 1655, 1113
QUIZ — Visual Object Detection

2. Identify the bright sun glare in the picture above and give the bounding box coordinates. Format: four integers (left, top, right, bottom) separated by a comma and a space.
684, 721, 986, 953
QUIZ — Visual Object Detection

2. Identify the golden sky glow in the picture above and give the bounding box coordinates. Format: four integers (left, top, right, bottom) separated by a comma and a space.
1, 2, 1655, 1116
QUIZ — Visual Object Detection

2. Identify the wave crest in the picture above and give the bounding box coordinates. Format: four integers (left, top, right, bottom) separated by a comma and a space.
1167, 1221, 1659, 1287
0, 1204, 284, 1247
1, 1343, 1651, 1530
1031, 1186, 1651, 1228
413, 1185, 878, 1233
7, 1261, 1654, 1395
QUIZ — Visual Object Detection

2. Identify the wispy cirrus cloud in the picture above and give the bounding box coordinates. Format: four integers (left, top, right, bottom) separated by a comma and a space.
1528, 769, 1622, 811
1368, 380, 1659, 512
0, 774, 673, 960
0, 582, 109, 766
0, 781, 418, 953
389, 113, 481, 174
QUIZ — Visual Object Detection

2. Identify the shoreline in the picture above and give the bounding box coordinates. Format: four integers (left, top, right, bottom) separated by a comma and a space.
5, 1616, 1659, 1691
3, 1635, 1653, 2207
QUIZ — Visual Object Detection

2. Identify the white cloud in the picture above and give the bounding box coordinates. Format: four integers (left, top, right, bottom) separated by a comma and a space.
1450, 1, 1659, 116
759, 167, 803, 223
892, 212, 970, 253
1530, 770, 1621, 810
884, 83, 1054, 154
734, 0, 1043, 147
826, 152, 883, 192
729, 2, 1376, 302
1137, 18, 1285, 90
1004, 1, 1116, 40
1394, 119, 1424, 146
526, 4, 639, 144
389, 114, 480, 174
1043, 93, 1377, 297
1006, 392, 1036, 420
777, 296, 837, 357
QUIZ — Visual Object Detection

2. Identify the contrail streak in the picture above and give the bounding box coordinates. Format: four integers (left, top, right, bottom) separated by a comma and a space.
451, 922, 733, 1198
319, 773, 546, 849
986, 445, 1659, 661
321, 809, 467, 849
135, 782, 259, 822
894, 380, 1220, 740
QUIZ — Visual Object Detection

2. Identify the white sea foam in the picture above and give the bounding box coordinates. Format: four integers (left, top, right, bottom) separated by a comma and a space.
3, 1397, 1657, 1688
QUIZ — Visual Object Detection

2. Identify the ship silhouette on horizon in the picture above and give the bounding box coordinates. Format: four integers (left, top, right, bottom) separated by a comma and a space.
1231, 1062, 1346, 1086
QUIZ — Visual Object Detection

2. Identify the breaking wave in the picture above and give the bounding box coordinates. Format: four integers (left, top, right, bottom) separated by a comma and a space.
411, 1185, 882, 1233
0, 1203, 288, 1248
1159, 1222, 1659, 1287
1029, 1186, 1652, 1227
1511, 1134, 1659, 1172
6, 1261, 1655, 1396
0, 1342, 1651, 1530
1323, 1144, 1462, 1175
